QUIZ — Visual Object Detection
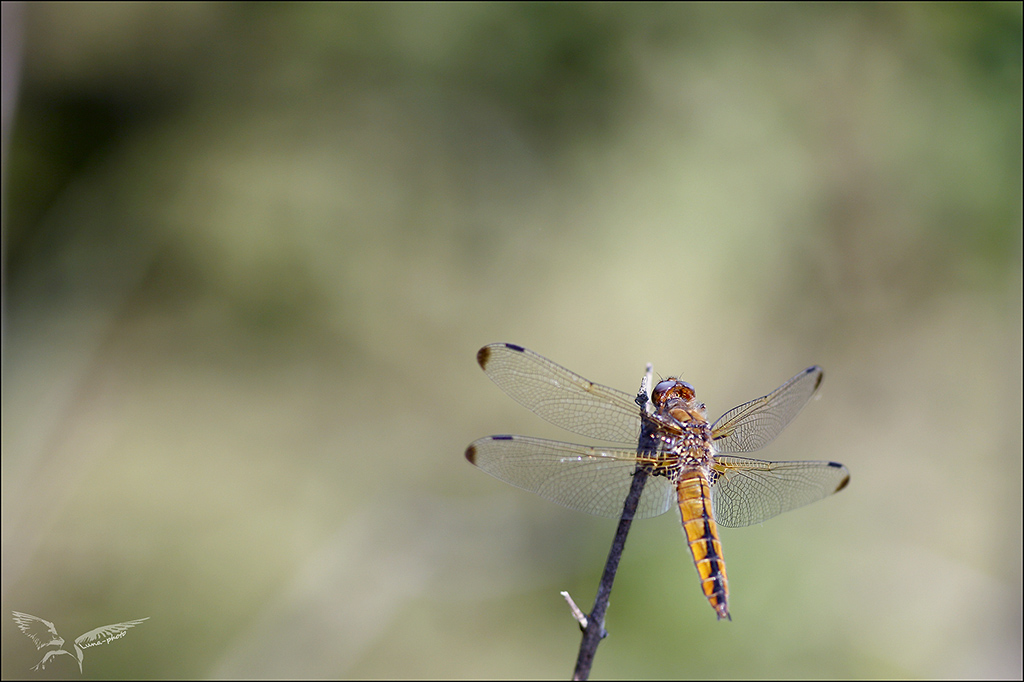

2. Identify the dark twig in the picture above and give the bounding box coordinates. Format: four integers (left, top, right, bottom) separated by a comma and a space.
571, 469, 647, 680
571, 364, 656, 681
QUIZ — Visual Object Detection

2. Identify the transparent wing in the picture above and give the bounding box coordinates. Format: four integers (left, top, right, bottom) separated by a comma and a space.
476, 343, 641, 443
711, 366, 823, 454
465, 435, 676, 519
709, 455, 850, 527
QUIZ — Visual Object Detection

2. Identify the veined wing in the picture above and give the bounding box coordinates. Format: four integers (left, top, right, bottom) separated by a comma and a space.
465, 435, 676, 519
711, 366, 823, 454
476, 343, 641, 443
709, 455, 850, 527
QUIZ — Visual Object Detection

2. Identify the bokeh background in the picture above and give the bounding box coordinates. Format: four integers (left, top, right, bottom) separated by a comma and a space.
1, 3, 1020, 679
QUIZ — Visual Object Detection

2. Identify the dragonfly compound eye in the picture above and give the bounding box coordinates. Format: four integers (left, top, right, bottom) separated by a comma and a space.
653, 379, 697, 407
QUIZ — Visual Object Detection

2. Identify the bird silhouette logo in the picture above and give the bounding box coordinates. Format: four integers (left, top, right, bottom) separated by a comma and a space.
12, 611, 149, 673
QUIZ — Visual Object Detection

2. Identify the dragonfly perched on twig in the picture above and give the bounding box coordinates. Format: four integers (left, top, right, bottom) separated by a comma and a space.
465, 343, 850, 620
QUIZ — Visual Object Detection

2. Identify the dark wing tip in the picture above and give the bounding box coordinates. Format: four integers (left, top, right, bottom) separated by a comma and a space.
813, 368, 824, 391
465, 444, 477, 464
478, 343, 526, 369
828, 462, 851, 492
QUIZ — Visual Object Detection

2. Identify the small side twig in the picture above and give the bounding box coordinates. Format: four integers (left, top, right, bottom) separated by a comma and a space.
560, 591, 588, 630
570, 363, 655, 681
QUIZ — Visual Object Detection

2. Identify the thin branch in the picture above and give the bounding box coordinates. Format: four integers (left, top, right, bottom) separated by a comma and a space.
571, 363, 655, 681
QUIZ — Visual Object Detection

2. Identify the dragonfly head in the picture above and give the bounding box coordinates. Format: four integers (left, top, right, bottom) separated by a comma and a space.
652, 378, 707, 424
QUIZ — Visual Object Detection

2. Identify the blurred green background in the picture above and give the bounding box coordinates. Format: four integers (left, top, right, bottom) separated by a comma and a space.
1, 3, 1020, 679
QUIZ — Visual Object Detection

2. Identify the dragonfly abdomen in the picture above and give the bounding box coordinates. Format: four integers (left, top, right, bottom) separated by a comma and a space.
677, 469, 730, 620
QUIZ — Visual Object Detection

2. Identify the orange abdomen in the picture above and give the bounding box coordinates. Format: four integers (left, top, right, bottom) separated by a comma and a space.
677, 469, 730, 620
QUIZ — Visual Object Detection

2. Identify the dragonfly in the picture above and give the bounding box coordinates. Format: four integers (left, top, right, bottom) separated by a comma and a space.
465, 343, 850, 620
